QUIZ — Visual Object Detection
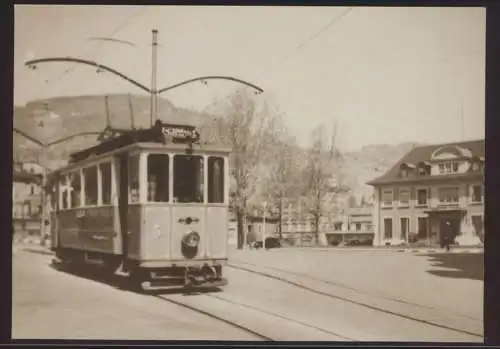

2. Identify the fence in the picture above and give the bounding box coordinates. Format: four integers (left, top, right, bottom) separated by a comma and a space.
278, 231, 375, 247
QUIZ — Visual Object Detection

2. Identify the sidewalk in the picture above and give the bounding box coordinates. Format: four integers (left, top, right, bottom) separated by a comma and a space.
246, 245, 484, 254
12, 239, 53, 256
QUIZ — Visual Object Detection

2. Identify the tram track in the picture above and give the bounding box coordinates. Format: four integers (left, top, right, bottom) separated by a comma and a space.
227, 261, 483, 340
154, 291, 353, 341
153, 294, 273, 341
205, 293, 354, 340
229, 260, 482, 322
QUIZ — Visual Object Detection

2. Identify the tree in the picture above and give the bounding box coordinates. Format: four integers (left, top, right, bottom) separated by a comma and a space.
300, 121, 346, 246
203, 89, 283, 249
260, 122, 299, 239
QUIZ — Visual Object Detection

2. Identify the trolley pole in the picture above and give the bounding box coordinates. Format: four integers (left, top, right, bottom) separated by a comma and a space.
150, 29, 159, 126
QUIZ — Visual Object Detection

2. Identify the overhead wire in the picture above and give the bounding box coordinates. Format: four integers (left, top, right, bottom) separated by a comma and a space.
255, 7, 353, 81
225, 7, 353, 100
38, 6, 149, 97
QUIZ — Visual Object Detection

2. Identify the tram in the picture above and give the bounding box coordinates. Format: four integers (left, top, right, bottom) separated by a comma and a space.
46, 120, 231, 291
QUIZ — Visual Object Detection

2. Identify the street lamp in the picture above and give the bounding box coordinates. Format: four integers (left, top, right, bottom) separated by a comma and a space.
262, 201, 268, 250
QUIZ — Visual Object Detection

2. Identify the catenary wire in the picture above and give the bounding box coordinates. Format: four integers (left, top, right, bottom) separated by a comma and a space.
39, 7, 149, 97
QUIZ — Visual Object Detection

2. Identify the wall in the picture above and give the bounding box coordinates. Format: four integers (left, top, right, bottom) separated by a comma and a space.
373, 178, 484, 246
12, 181, 42, 218
248, 221, 278, 242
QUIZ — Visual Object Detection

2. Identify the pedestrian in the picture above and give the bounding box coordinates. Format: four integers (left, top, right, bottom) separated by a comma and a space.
444, 235, 451, 252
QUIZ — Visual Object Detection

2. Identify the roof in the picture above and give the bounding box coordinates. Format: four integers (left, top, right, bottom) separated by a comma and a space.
367, 139, 484, 186
13, 170, 42, 184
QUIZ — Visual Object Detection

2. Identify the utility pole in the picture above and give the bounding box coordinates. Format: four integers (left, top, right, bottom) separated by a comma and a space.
128, 93, 136, 129
104, 95, 111, 128
263, 201, 268, 250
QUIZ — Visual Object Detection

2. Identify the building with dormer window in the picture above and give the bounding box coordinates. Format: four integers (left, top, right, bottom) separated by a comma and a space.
367, 140, 484, 247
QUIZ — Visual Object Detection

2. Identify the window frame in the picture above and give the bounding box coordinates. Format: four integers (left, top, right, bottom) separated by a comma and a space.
99, 160, 113, 207
400, 216, 410, 240
82, 165, 99, 208
207, 155, 226, 204
471, 214, 484, 237
383, 217, 393, 240
61, 169, 83, 209
471, 184, 483, 203
146, 152, 171, 204
128, 153, 142, 204
381, 190, 394, 207
398, 188, 411, 207
438, 186, 460, 205
57, 158, 116, 211
416, 187, 429, 206
438, 161, 460, 175
417, 216, 429, 241
172, 154, 205, 204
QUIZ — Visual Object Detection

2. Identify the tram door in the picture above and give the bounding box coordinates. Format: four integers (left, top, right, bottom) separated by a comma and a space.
118, 154, 129, 264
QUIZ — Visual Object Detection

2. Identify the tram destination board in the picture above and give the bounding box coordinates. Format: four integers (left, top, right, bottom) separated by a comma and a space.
160, 122, 200, 142
69, 121, 201, 163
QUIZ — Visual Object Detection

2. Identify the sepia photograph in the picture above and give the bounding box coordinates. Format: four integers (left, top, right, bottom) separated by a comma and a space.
12, 4, 485, 343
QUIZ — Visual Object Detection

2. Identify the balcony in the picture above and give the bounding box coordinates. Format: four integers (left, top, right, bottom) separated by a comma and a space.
425, 199, 464, 213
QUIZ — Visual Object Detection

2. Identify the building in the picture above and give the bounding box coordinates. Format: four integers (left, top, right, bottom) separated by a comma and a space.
246, 215, 280, 244
13, 162, 43, 219
324, 205, 375, 245
13, 161, 44, 236
278, 193, 375, 246
367, 140, 484, 247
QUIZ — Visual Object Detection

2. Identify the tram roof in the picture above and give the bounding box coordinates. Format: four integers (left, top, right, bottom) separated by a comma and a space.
47, 121, 231, 178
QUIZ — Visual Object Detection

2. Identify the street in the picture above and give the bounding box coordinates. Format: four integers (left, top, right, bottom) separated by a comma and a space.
12, 246, 483, 342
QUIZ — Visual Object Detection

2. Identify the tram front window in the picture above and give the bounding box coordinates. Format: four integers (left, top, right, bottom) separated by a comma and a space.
147, 154, 169, 202
173, 155, 204, 203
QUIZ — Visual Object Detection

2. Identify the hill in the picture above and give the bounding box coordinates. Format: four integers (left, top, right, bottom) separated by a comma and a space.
12, 94, 423, 204
339, 142, 425, 203
13, 94, 213, 168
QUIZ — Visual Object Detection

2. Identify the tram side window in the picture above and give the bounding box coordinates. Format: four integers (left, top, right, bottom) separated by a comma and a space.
208, 157, 225, 203
70, 171, 82, 208
84, 166, 98, 206
60, 175, 69, 209
129, 155, 140, 203
100, 162, 112, 205
50, 181, 57, 211
147, 154, 169, 202
173, 155, 204, 203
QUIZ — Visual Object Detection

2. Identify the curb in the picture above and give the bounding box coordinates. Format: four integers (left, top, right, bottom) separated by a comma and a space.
269, 247, 484, 254
13, 236, 51, 246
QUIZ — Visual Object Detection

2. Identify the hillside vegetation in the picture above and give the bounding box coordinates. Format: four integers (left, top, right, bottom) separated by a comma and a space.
13, 94, 421, 197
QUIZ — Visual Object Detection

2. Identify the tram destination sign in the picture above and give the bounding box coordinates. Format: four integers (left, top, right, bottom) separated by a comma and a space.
158, 122, 200, 143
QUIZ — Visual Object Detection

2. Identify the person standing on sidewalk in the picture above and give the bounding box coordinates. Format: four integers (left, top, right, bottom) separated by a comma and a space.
444, 235, 451, 252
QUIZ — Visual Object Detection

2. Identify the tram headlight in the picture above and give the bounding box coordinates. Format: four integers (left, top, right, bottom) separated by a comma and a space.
181, 231, 200, 259
182, 231, 200, 248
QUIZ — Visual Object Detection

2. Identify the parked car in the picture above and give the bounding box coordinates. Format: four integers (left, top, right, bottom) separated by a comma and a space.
340, 238, 373, 247
253, 237, 281, 249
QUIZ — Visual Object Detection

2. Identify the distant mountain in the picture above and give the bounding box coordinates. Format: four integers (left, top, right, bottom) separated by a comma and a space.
12, 94, 424, 206
13, 94, 213, 168
339, 142, 426, 203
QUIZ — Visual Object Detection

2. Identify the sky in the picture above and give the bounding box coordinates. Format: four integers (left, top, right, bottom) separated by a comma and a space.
14, 5, 485, 151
